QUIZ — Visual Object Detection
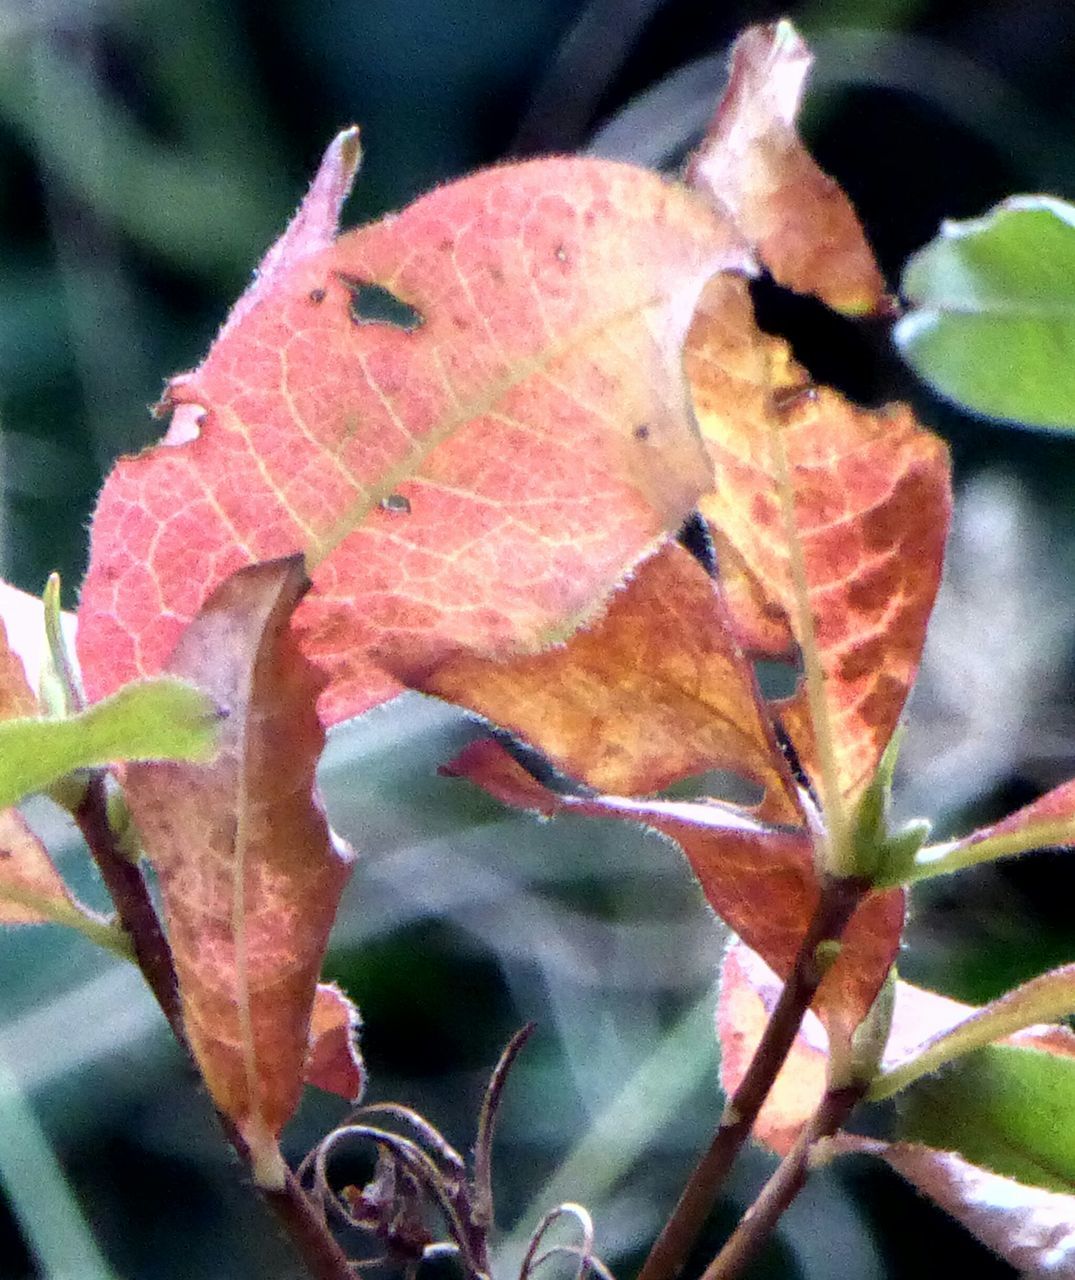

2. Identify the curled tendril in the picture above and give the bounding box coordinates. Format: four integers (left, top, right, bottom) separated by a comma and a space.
519, 1203, 611, 1280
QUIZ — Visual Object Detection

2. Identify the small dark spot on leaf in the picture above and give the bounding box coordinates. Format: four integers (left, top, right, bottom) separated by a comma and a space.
554, 243, 569, 264
337, 275, 424, 331
308, 287, 327, 304
634, 424, 651, 441
488, 265, 504, 284
380, 494, 411, 515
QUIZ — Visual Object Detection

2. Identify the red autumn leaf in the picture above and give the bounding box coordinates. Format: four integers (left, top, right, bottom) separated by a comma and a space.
445, 739, 902, 1031
77, 139, 750, 726
686, 272, 951, 812
304, 982, 365, 1103
406, 542, 802, 822
687, 20, 888, 316
123, 557, 354, 1186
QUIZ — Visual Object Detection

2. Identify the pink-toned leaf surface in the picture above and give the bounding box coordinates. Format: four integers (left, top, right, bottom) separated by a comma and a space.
0, 806, 75, 926
687, 20, 888, 316
304, 981, 365, 1102
79, 153, 750, 726
123, 557, 353, 1175
406, 542, 802, 822
686, 273, 951, 804
445, 739, 902, 1030
841, 1138, 1075, 1278
718, 951, 1075, 1159
0, 610, 38, 719
717, 941, 828, 1155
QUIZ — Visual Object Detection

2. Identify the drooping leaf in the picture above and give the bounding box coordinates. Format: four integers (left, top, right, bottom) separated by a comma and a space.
896, 196, 1075, 429
686, 20, 888, 316
78, 140, 751, 727
123, 557, 354, 1186
895, 1042, 1075, 1194
0, 807, 75, 926
405, 542, 802, 822
0, 677, 220, 811
304, 982, 365, 1102
445, 739, 902, 1031
686, 272, 952, 819
847, 1140, 1075, 1277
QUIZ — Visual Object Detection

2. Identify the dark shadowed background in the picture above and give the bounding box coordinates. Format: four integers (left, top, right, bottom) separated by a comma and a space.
1, 1, 1075, 1276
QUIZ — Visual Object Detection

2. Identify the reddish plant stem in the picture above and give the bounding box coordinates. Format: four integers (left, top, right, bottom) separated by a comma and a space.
75, 771, 355, 1280
75, 773, 184, 1039
636, 875, 867, 1280
698, 1082, 866, 1280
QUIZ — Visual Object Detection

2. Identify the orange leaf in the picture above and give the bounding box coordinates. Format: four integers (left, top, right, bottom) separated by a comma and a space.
445, 739, 902, 1031
687, 20, 888, 316
123, 557, 354, 1186
305, 982, 365, 1103
0, 807, 75, 925
78, 140, 750, 726
686, 273, 951, 809
405, 542, 801, 822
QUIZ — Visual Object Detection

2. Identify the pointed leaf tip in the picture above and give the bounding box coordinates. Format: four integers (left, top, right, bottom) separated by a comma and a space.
687, 21, 888, 315
124, 557, 353, 1142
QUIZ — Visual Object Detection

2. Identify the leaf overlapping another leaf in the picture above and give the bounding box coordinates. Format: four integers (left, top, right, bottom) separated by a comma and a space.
123, 558, 356, 1186
78, 149, 752, 726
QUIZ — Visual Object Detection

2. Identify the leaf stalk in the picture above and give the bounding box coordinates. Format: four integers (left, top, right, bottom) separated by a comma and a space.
635, 875, 866, 1280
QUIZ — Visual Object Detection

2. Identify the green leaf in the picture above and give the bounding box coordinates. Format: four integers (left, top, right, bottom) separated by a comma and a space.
0, 678, 221, 809
872, 963, 1075, 1100
896, 1043, 1075, 1193
895, 196, 1075, 429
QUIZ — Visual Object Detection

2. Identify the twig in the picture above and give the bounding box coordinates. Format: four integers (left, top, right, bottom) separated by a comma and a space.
636, 875, 867, 1280
698, 1083, 866, 1280
74, 772, 184, 1038
74, 770, 356, 1280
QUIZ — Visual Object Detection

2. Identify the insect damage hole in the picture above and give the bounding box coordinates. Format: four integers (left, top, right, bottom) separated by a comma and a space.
338, 275, 424, 331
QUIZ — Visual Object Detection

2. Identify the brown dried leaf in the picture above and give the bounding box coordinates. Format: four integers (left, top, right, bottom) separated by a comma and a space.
124, 557, 354, 1185
687, 20, 888, 315
407, 542, 801, 822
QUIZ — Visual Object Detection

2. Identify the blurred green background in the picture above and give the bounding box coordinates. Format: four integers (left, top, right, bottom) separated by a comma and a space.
2, 0, 1075, 1276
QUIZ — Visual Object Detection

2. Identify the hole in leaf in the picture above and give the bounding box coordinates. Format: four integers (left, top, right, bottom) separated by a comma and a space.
676, 509, 716, 577
338, 275, 424, 331
380, 493, 412, 515
754, 657, 800, 701
659, 769, 764, 808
